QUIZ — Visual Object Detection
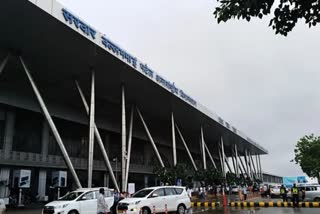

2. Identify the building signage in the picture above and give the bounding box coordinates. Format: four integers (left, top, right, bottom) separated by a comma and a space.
61, 8, 197, 107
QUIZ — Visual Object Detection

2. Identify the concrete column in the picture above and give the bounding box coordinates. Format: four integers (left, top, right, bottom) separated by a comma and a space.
104, 173, 109, 187
41, 120, 49, 156
38, 170, 47, 201
3, 111, 15, 153
121, 85, 126, 192
171, 112, 177, 166
144, 175, 149, 188
0, 168, 10, 198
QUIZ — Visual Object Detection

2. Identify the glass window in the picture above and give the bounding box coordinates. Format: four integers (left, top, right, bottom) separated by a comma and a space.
59, 191, 84, 201
153, 188, 165, 197
165, 188, 176, 196
81, 191, 95, 200
132, 189, 154, 198
175, 188, 183, 194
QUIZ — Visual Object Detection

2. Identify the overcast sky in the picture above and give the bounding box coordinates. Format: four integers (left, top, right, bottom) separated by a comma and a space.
59, 0, 320, 179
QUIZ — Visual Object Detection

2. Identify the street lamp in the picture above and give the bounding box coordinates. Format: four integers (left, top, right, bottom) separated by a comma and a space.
113, 158, 118, 186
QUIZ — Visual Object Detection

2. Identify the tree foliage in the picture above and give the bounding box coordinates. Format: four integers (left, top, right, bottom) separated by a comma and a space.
294, 134, 320, 180
213, 0, 320, 36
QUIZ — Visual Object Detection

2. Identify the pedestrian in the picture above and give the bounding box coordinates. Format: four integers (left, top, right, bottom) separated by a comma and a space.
187, 187, 193, 199
280, 184, 287, 202
292, 183, 299, 208
242, 185, 247, 201
97, 188, 108, 214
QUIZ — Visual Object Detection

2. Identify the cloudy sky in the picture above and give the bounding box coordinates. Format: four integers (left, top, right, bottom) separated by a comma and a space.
59, 0, 320, 178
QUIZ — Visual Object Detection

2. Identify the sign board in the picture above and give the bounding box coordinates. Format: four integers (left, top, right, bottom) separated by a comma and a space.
13, 169, 31, 188
297, 176, 307, 183
128, 183, 135, 194
52, 171, 67, 187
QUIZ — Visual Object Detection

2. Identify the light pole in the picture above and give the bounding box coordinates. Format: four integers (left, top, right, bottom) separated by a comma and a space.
113, 158, 118, 187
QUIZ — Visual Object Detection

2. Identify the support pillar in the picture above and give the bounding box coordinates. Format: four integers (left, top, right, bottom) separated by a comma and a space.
234, 144, 239, 177
88, 70, 95, 188
41, 119, 49, 156
136, 107, 164, 167
121, 85, 126, 192
144, 175, 149, 188
258, 154, 263, 181
0, 53, 10, 75
204, 142, 217, 169
220, 138, 226, 179
0, 168, 10, 198
124, 107, 133, 192
74, 80, 119, 191
200, 127, 206, 170
3, 111, 15, 154
175, 124, 197, 171
19, 57, 82, 188
171, 112, 177, 166
38, 170, 47, 201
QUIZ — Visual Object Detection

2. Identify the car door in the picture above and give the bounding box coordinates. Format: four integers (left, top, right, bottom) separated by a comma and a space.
79, 191, 97, 214
164, 188, 177, 211
147, 188, 165, 213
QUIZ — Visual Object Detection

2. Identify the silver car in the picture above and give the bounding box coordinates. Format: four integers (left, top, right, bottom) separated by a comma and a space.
288, 184, 320, 202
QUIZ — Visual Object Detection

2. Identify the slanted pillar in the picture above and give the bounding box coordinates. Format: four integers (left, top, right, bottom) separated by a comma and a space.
200, 127, 206, 169
0, 53, 10, 75
136, 107, 164, 167
220, 137, 226, 179
234, 144, 239, 177
20, 57, 82, 188
171, 112, 177, 166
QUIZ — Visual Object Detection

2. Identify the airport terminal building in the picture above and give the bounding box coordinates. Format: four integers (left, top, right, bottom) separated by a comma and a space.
0, 0, 267, 202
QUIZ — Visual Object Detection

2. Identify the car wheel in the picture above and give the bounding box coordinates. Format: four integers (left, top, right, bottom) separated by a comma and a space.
142, 207, 150, 214
68, 210, 79, 214
177, 204, 185, 214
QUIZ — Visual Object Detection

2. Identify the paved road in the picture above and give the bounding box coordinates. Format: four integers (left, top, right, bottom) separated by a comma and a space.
5, 207, 320, 214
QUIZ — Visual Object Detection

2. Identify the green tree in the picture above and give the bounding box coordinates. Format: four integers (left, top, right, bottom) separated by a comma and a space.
294, 134, 320, 182
213, 0, 320, 36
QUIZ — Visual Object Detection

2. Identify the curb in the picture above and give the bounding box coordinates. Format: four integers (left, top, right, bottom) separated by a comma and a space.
229, 201, 320, 208
191, 202, 220, 208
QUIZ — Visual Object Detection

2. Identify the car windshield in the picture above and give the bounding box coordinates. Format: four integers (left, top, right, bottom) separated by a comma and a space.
58, 191, 84, 201
132, 189, 154, 198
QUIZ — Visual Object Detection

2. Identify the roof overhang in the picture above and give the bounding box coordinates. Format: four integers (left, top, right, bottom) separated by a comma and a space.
0, 0, 268, 156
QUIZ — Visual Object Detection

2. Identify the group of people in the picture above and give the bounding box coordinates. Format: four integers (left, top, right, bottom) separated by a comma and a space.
97, 189, 128, 214
280, 183, 304, 208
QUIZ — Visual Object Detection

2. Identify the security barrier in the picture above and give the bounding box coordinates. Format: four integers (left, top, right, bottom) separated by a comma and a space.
229, 201, 320, 208
191, 202, 220, 208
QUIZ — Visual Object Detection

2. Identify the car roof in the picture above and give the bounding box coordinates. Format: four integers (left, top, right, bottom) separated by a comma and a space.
74, 187, 114, 192
141, 186, 185, 190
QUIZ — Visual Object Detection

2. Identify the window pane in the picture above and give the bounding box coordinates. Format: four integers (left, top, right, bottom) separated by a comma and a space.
153, 188, 165, 196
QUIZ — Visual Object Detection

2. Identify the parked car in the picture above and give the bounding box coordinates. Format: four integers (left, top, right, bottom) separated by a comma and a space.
270, 185, 281, 198
117, 186, 191, 214
287, 184, 320, 202
42, 187, 114, 214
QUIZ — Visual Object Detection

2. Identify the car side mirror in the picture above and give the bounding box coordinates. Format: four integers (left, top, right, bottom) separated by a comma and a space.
151, 193, 159, 198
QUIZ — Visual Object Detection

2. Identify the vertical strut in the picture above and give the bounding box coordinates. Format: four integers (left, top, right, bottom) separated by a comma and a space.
75, 80, 119, 191
121, 85, 126, 192
171, 112, 177, 166
88, 70, 95, 188
124, 106, 134, 192
201, 127, 207, 169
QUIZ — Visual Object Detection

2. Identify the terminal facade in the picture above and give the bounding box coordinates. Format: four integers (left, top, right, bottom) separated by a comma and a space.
0, 0, 268, 202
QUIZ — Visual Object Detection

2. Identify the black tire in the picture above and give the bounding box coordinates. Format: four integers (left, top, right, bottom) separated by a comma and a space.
177, 204, 185, 214
314, 197, 320, 202
142, 207, 150, 214
68, 210, 79, 214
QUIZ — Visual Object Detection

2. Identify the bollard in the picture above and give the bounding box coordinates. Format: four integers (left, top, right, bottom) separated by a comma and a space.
153, 205, 156, 214
165, 204, 168, 214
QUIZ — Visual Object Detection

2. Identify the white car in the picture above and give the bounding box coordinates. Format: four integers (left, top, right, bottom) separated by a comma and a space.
42, 188, 114, 214
117, 186, 191, 214
270, 185, 281, 198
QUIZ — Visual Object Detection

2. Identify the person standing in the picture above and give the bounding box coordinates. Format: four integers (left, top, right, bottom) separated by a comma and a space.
242, 185, 247, 201
292, 184, 299, 208
97, 188, 108, 214
280, 185, 287, 202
